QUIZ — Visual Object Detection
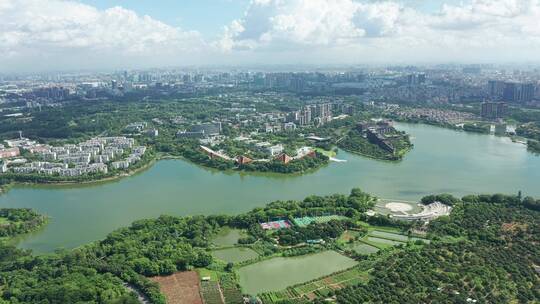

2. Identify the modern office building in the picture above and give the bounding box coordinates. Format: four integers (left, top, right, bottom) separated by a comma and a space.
503, 82, 535, 102
481, 102, 507, 119
488, 80, 505, 98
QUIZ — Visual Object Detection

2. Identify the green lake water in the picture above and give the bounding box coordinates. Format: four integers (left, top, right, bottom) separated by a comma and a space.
1, 123, 539, 253
211, 228, 245, 247
237, 251, 357, 295
212, 247, 259, 263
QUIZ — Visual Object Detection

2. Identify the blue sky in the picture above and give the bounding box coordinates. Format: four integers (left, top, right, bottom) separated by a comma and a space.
80, 0, 250, 37
79, 0, 454, 38
1, 0, 538, 71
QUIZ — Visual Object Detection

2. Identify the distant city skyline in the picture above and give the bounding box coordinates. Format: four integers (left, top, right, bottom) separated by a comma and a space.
1, 0, 540, 72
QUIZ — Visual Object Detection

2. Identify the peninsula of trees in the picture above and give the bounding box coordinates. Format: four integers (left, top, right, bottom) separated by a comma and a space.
0, 208, 47, 239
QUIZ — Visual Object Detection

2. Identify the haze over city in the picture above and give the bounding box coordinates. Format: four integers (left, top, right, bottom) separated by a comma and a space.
1, 1, 540, 304
2, 0, 540, 72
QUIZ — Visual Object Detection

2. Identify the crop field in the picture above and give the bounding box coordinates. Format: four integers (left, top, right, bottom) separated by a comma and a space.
370, 230, 410, 241
349, 243, 379, 254
150, 271, 203, 304
410, 236, 431, 243
367, 230, 430, 244
220, 274, 244, 304
367, 236, 406, 246
200, 281, 224, 304
338, 230, 361, 242
259, 267, 369, 304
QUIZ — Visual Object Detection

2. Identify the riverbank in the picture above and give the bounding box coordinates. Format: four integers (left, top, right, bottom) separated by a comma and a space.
527, 139, 540, 154
391, 116, 540, 155
338, 134, 413, 162
0, 150, 335, 196
336, 121, 413, 162
3, 123, 540, 253
0, 208, 49, 242
0, 153, 163, 196
3, 189, 537, 304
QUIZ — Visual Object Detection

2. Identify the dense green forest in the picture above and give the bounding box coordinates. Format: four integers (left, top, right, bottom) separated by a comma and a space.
238, 153, 329, 174
332, 194, 540, 304
0, 189, 376, 304
420, 193, 461, 206
338, 128, 412, 161
516, 122, 540, 153
462, 123, 490, 134
0, 208, 47, 238
0, 186, 539, 304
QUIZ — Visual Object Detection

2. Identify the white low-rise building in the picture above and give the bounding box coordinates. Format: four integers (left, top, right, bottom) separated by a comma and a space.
58, 153, 91, 165
38, 151, 57, 161
267, 144, 284, 156
85, 163, 108, 174
111, 161, 130, 170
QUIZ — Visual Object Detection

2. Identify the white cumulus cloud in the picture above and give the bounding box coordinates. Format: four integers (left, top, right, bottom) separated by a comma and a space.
1, 0, 540, 71
219, 0, 540, 63
0, 0, 205, 71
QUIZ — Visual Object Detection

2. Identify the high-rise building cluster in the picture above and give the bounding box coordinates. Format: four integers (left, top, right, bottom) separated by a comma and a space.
1, 66, 539, 110
287, 103, 333, 126
406, 74, 426, 86
481, 102, 507, 119
488, 80, 535, 103
29, 86, 70, 100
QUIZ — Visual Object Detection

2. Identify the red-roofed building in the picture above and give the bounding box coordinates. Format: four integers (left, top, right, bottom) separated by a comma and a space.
275, 153, 292, 164
236, 155, 253, 165
304, 151, 316, 158
0, 147, 20, 159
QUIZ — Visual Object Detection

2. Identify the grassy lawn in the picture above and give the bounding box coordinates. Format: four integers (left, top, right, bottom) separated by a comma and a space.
359, 238, 394, 249
196, 268, 220, 282
338, 230, 361, 244
314, 148, 337, 158
370, 230, 410, 242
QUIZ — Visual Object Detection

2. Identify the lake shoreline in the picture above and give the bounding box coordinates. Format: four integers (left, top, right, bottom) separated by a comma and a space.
0, 121, 534, 197
0, 154, 167, 195
0, 153, 335, 195
338, 145, 413, 163
3, 122, 540, 253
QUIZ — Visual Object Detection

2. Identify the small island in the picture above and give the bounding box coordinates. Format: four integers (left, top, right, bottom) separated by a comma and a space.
338, 120, 413, 161
177, 140, 330, 174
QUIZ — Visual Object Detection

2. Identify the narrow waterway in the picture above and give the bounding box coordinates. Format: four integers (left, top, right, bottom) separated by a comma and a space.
1, 123, 539, 253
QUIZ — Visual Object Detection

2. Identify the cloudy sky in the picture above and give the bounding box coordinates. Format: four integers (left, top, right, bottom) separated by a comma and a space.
1, 0, 539, 72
